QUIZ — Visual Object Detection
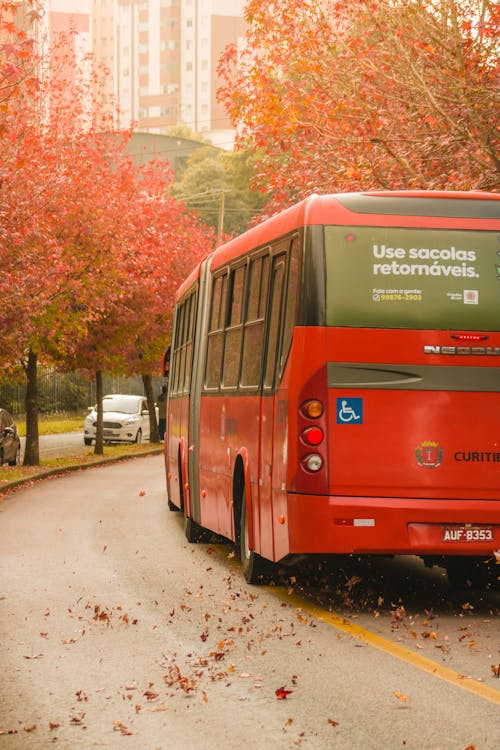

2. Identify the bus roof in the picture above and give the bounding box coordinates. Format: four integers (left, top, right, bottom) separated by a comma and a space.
175, 190, 500, 297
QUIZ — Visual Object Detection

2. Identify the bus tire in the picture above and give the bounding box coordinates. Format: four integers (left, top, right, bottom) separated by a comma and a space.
240, 489, 273, 585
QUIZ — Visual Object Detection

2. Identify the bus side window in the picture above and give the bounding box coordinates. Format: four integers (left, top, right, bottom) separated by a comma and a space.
177, 300, 188, 394
279, 236, 300, 377
241, 253, 269, 388
222, 264, 246, 389
170, 290, 197, 396
205, 273, 228, 390
162, 347, 171, 380
263, 257, 286, 390
183, 293, 195, 393
171, 304, 184, 395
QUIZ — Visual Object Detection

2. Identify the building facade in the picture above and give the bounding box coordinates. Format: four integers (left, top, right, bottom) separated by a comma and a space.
23, 1, 244, 145
93, 0, 245, 146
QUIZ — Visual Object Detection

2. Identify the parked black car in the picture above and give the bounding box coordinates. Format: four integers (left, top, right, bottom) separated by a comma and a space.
0, 408, 21, 466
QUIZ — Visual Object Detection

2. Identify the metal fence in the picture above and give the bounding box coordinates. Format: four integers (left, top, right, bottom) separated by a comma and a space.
0, 369, 163, 416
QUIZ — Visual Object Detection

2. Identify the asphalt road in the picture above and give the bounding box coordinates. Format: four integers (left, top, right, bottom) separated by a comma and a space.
0, 455, 498, 749
21, 431, 84, 461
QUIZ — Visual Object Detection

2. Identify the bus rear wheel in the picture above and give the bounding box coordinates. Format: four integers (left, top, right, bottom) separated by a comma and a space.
239, 490, 274, 584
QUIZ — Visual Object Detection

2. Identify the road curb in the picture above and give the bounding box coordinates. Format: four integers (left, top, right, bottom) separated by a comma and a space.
0, 447, 163, 498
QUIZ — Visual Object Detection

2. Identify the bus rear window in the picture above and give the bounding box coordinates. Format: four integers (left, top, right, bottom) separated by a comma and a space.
325, 226, 500, 331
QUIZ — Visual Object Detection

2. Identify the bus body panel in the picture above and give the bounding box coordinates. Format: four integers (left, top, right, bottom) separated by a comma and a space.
329, 387, 499, 497
196, 389, 291, 559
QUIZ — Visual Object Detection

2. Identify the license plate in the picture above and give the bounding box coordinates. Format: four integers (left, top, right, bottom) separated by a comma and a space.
442, 526, 493, 543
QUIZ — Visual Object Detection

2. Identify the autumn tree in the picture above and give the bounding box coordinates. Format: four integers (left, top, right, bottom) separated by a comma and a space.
218, 0, 499, 212
0, 9, 139, 463
67, 157, 215, 455
172, 146, 267, 236
117, 160, 215, 444
0, 0, 40, 108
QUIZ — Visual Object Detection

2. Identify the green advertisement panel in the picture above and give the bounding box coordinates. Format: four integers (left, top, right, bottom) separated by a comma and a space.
325, 226, 500, 330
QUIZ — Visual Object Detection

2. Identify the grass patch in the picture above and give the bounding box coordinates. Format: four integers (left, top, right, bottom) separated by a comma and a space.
16, 414, 86, 438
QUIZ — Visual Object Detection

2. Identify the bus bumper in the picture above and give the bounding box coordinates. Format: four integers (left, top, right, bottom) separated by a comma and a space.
285, 493, 500, 556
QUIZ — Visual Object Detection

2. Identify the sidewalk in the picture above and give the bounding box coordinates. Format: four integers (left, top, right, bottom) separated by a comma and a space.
0, 445, 163, 497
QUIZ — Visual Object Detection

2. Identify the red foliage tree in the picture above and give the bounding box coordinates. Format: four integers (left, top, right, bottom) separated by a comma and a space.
66, 157, 215, 454
0, 10, 214, 462
0, 0, 41, 109
218, 0, 499, 213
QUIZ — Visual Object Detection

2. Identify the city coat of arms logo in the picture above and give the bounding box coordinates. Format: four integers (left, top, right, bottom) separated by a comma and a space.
415, 441, 444, 468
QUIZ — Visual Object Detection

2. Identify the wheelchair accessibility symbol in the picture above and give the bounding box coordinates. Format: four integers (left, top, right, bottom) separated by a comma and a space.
336, 397, 363, 424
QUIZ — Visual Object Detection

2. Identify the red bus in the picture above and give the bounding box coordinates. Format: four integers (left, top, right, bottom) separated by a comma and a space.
164, 191, 500, 587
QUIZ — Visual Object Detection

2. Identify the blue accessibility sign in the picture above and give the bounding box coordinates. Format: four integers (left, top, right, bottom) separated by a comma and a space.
336, 397, 363, 425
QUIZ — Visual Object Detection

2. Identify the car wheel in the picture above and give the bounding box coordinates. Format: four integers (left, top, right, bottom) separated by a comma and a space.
84, 438, 92, 446
8, 442, 21, 466
135, 429, 142, 444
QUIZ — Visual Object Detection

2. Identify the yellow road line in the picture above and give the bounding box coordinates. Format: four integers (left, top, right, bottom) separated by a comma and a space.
270, 586, 500, 705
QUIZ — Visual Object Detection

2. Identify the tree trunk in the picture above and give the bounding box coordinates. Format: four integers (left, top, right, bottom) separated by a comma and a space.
93, 370, 104, 455
142, 373, 160, 443
23, 348, 39, 466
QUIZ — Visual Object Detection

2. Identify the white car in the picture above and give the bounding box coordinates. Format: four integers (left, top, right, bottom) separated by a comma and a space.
84, 394, 153, 445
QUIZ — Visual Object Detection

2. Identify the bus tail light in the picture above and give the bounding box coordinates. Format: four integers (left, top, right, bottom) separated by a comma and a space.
451, 333, 488, 342
301, 426, 324, 446
291, 366, 329, 493
302, 453, 323, 472
301, 399, 324, 419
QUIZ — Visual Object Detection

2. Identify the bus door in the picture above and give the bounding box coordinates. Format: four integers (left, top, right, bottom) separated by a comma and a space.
187, 258, 212, 524
258, 248, 292, 562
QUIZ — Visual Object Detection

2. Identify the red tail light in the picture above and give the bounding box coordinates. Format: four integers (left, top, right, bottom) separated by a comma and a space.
302, 426, 324, 446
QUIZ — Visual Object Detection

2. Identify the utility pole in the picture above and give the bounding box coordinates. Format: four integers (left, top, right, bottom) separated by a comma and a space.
217, 189, 225, 243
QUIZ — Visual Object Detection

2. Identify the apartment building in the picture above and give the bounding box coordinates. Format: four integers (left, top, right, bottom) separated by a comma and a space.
94, 0, 245, 147
14, 1, 244, 145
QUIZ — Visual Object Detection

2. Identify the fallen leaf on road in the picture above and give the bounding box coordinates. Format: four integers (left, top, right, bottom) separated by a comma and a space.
275, 686, 293, 700
392, 692, 408, 703
113, 721, 135, 736
491, 664, 500, 677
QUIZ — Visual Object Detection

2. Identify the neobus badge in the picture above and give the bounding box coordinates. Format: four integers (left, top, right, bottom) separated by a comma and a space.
424, 345, 500, 356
